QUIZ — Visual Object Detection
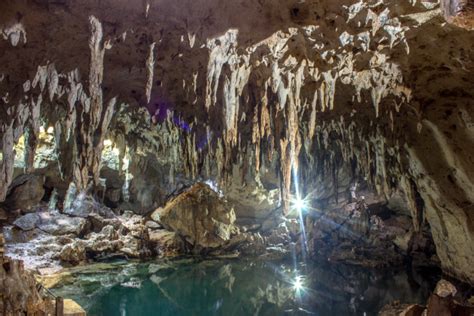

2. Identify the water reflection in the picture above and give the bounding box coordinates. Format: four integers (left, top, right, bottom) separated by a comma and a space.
51, 259, 438, 316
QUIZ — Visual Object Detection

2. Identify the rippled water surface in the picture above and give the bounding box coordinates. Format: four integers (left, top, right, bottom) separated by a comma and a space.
50, 258, 438, 316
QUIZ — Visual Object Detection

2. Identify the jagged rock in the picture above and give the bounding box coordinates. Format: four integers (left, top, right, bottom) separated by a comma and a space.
260, 213, 286, 233
146, 220, 162, 230
265, 223, 291, 246
64, 193, 115, 219
225, 180, 280, 221
149, 230, 184, 257
5, 174, 45, 211
58, 213, 150, 263
434, 279, 457, 298
59, 241, 87, 265
88, 213, 122, 232
0, 258, 48, 314
13, 213, 40, 231
225, 232, 266, 255
153, 183, 239, 250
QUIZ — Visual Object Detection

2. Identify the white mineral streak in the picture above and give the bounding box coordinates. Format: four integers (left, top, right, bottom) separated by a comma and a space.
205, 29, 239, 110
1, 22, 27, 46
145, 42, 156, 104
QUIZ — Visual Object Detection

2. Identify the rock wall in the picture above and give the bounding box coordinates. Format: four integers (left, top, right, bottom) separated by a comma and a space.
0, 0, 473, 284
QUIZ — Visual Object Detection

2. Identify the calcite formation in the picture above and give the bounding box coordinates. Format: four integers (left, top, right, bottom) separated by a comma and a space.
0, 0, 473, 285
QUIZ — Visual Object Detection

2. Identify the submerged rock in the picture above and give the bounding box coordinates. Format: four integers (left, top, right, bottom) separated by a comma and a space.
153, 183, 239, 251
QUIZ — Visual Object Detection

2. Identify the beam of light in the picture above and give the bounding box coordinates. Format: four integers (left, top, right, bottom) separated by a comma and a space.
291, 167, 309, 257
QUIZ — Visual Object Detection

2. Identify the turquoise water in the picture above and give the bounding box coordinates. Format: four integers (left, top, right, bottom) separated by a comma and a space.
51, 259, 438, 316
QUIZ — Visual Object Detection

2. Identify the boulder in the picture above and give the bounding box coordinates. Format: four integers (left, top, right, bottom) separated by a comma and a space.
152, 183, 239, 250
5, 174, 45, 211
36, 213, 87, 236
63, 188, 115, 219
145, 220, 162, 230
59, 241, 87, 265
12, 211, 86, 236
13, 213, 40, 231
434, 279, 457, 298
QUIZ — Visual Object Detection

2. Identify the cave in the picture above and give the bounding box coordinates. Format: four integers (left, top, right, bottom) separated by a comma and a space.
0, 0, 473, 315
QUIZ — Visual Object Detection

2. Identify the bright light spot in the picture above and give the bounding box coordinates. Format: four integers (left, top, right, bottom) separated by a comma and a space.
103, 139, 113, 147
47, 126, 54, 134
293, 276, 304, 291
291, 196, 308, 214
39, 126, 45, 133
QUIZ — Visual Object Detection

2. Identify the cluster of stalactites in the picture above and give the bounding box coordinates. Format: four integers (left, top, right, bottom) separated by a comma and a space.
0, 15, 118, 201
196, 1, 413, 213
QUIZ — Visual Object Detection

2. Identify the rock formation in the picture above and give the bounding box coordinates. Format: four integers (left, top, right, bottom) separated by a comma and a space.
151, 183, 239, 251
0, 0, 473, 289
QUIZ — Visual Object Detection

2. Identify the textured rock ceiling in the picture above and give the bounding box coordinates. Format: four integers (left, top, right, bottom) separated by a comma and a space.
0, 0, 473, 284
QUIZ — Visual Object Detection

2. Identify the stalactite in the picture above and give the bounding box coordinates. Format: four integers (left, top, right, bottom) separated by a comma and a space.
259, 87, 271, 140
308, 90, 318, 140
320, 71, 338, 112
205, 29, 238, 111
145, 42, 156, 104
23, 95, 42, 173
252, 102, 261, 173
280, 138, 291, 215
0, 99, 29, 201
73, 16, 115, 192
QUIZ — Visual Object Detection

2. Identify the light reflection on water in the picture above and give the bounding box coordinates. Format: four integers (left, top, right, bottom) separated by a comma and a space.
51, 258, 438, 316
